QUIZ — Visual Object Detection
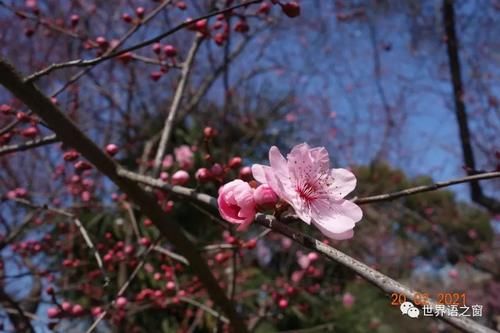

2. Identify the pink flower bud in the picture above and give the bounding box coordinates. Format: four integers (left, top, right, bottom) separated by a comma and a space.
0, 104, 12, 114
239, 166, 252, 181
96, 36, 108, 48
228, 156, 242, 169
72, 304, 84, 316
105, 144, 119, 156
174, 145, 194, 169
166, 281, 176, 291
63, 150, 79, 161
152, 43, 162, 54
47, 307, 60, 318
307, 252, 319, 262
61, 302, 72, 312
342, 292, 355, 309
116, 296, 128, 308
257, 3, 271, 15
195, 168, 211, 182
203, 126, 217, 138
253, 184, 278, 210
171, 170, 189, 185
162, 154, 173, 169
150, 71, 162, 81
164, 45, 177, 57
210, 163, 224, 177
176, 1, 187, 10
74, 160, 92, 172
217, 180, 256, 229
91, 306, 102, 317
21, 126, 38, 138
278, 298, 288, 309
160, 172, 169, 182
122, 13, 132, 23
135, 7, 145, 18
70, 14, 79, 27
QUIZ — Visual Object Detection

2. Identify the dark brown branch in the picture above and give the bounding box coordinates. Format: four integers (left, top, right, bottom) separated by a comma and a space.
0, 134, 58, 156
355, 171, 500, 204
442, 0, 500, 214
0, 59, 247, 333
0, 289, 35, 333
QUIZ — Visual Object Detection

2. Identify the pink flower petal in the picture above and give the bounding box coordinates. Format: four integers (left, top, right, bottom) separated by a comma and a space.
310, 199, 362, 234
269, 146, 289, 177
329, 168, 357, 199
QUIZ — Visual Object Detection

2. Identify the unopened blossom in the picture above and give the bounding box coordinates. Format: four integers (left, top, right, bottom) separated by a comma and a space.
162, 154, 173, 169
252, 143, 362, 240
253, 184, 278, 210
342, 292, 355, 309
217, 179, 256, 229
174, 145, 194, 169
171, 170, 189, 185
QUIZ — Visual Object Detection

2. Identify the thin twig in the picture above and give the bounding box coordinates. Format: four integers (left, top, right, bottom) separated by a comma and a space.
11, 198, 109, 286
355, 171, 500, 204
0, 58, 247, 332
85, 238, 159, 333
153, 245, 189, 265
0, 134, 58, 156
180, 297, 229, 324
25, 0, 172, 82
25, 0, 262, 82
152, 35, 203, 176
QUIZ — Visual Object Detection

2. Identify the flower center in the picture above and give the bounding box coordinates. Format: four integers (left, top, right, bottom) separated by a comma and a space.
296, 181, 318, 203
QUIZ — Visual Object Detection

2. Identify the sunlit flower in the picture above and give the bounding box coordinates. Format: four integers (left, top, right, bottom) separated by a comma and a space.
252, 143, 362, 240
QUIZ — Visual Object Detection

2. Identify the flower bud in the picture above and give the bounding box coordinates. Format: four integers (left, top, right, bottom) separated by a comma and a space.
281, 2, 300, 18
253, 184, 278, 210
195, 168, 211, 182
171, 170, 189, 185
105, 144, 119, 156
164, 45, 177, 57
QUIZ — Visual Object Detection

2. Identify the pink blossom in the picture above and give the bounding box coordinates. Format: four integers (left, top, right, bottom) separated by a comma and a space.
297, 252, 310, 269
174, 145, 194, 169
162, 154, 174, 169
253, 184, 278, 210
217, 180, 256, 229
115, 296, 128, 308
252, 143, 362, 240
171, 170, 190, 185
342, 292, 355, 309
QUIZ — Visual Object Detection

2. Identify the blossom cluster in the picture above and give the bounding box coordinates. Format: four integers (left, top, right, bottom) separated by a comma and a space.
218, 144, 363, 240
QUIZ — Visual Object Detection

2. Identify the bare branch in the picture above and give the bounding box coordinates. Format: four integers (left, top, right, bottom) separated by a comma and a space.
117, 168, 496, 333
442, 0, 500, 214
355, 171, 500, 205
0, 134, 58, 156
0, 58, 247, 333
25, 0, 262, 82
11, 198, 109, 286
152, 35, 203, 176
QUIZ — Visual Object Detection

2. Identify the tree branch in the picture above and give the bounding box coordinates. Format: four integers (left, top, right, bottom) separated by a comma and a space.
117, 168, 496, 333
442, 0, 500, 214
354, 171, 500, 204
25, 0, 262, 82
0, 134, 58, 156
152, 35, 203, 176
0, 58, 248, 333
